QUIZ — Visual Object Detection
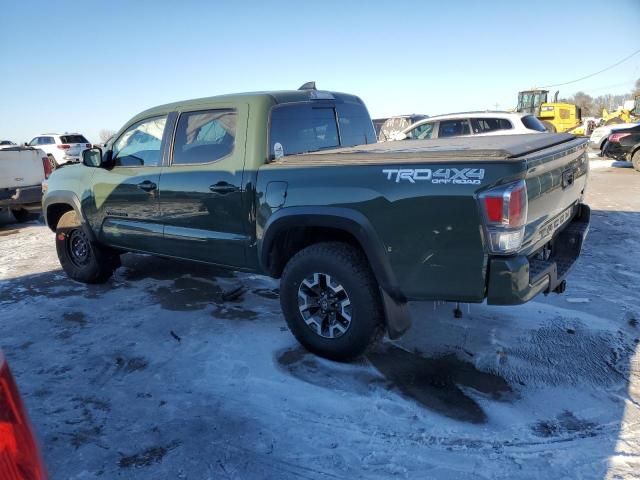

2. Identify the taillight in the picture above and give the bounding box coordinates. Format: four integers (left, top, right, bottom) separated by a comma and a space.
0, 354, 47, 480
56, 144, 70, 150
479, 180, 528, 253
608, 133, 630, 143
41, 157, 53, 179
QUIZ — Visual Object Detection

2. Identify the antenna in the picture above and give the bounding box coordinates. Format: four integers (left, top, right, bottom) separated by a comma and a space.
298, 81, 316, 91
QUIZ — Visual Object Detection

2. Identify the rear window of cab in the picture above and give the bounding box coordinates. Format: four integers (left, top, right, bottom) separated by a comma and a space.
60, 135, 89, 144
269, 101, 376, 159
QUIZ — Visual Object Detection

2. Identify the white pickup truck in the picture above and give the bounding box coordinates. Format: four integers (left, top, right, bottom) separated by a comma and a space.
0, 147, 52, 222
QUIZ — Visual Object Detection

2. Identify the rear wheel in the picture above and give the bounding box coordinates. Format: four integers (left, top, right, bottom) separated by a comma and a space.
541, 121, 557, 133
10, 209, 31, 223
280, 242, 384, 361
55, 211, 119, 284
632, 150, 640, 172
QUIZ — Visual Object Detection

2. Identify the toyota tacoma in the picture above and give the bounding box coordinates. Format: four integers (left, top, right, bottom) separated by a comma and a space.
42, 84, 590, 360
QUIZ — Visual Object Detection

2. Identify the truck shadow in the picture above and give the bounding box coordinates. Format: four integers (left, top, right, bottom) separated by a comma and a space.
277, 344, 513, 424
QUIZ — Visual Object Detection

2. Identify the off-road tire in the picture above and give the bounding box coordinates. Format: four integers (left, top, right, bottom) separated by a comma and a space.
541, 121, 557, 133
280, 242, 385, 361
632, 150, 640, 172
10, 209, 31, 223
55, 211, 118, 284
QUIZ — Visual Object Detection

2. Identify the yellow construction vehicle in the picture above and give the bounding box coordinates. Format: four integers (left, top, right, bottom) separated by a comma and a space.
516, 89, 582, 133
601, 95, 639, 125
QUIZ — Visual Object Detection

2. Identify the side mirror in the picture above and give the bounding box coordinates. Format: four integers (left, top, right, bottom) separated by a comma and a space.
82, 147, 103, 167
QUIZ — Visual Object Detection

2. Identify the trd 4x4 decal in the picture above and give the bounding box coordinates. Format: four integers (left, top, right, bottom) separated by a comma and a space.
382, 168, 485, 185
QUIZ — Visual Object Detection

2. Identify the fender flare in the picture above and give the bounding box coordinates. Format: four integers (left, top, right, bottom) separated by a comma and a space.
43, 190, 97, 242
260, 206, 411, 338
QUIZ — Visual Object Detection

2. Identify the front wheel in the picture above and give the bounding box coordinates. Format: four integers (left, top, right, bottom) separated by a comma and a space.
280, 242, 385, 361
10, 208, 31, 223
55, 211, 119, 284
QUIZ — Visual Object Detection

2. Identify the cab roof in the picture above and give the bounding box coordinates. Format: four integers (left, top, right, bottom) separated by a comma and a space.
132, 89, 365, 121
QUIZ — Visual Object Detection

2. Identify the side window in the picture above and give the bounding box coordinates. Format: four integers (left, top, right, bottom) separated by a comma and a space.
335, 102, 376, 147
28, 137, 39, 146
43, 137, 55, 145
471, 118, 513, 134
172, 109, 236, 165
408, 122, 434, 140
270, 104, 339, 158
113, 116, 167, 167
438, 120, 471, 138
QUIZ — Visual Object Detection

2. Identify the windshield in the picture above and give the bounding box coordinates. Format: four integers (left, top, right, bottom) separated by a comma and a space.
521, 115, 547, 132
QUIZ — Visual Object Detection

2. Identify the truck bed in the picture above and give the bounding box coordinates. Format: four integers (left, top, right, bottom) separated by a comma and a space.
273, 133, 580, 165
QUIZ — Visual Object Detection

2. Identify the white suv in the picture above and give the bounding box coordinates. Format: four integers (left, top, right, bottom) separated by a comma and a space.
27, 133, 91, 166
393, 111, 548, 141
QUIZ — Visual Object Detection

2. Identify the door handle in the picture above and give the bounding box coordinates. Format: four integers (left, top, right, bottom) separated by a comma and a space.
137, 180, 157, 192
209, 182, 238, 194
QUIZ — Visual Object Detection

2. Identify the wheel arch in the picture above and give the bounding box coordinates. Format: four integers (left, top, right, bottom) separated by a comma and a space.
43, 191, 96, 241
259, 206, 404, 303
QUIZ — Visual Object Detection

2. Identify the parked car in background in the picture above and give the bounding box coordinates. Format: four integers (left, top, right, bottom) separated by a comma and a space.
392, 111, 547, 141
27, 133, 91, 167
602, 124, 640, 171
0, 140, 18, 149
373, 114, 428, 141
589, 122, 639, 153
0, 350, 48, 479
1, 146, 52, 222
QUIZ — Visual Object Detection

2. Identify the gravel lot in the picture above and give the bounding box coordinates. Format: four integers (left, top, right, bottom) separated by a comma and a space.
1, 156, 639, 479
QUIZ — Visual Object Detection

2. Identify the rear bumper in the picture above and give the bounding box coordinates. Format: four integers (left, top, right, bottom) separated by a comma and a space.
0, 185, 43, 210
486, 204, 590, 305
602, 142, 630, 161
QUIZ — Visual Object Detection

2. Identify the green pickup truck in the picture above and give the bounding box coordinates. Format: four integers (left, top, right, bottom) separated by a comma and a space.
42, 85, 590, 360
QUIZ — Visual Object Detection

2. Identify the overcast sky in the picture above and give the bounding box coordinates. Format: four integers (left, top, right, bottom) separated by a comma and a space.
1, 0, 639, 142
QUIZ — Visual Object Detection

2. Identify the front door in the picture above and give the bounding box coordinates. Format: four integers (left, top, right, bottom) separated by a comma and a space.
157, 106, 250, 267
89, 115, 168, 252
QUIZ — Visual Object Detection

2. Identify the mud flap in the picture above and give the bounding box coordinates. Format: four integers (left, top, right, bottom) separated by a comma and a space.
380, 289, 412, 339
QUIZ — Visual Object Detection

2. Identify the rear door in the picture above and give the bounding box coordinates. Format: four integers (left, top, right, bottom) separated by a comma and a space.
157, 105, 250, 267
90, 115, 169, 252
470, 117, 514, 135
435, 119, 471, 138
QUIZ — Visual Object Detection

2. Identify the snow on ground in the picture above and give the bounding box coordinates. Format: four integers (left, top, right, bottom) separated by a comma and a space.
1, 162, 639, 479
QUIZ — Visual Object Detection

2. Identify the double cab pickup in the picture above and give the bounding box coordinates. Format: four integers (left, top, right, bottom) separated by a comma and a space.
42, 84, 590, 360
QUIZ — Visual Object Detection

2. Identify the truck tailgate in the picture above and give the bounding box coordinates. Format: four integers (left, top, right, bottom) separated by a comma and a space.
0, 148, 45, 189
519, 137, 588, 254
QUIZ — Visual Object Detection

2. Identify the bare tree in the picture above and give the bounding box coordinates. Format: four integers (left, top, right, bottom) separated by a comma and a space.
98, 129, 116, 143
571, 91, 594, 116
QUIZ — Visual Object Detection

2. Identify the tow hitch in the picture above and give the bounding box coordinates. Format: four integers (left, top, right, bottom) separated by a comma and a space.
552, 280, 567, 294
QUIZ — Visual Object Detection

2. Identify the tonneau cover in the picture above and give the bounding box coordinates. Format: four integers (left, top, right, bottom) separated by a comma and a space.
273, 133, 580, 165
